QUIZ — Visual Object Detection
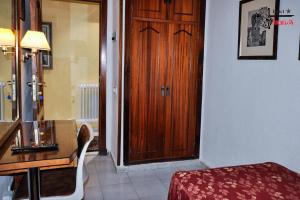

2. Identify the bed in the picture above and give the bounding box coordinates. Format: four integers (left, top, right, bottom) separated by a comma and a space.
168, 162, 300, 200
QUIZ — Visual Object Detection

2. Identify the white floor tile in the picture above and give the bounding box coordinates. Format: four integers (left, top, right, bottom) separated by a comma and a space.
128, 170, 158, 184
86, 173, 100, 188
102, 183, 139, 200
85, 186, 104, 200
132, 179, 167, 198
84, 154, 206, 200
98, 172, 131, 186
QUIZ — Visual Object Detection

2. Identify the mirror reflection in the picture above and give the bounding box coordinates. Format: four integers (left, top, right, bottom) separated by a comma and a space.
11, 121, 58, 153
0, 0, 16, 122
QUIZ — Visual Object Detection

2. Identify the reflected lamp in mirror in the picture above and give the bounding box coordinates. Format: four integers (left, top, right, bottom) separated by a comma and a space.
21, 30, 50, 60
0, 28, 15, 55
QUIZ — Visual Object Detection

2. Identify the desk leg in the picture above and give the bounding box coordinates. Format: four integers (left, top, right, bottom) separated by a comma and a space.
27, 168, 41, 200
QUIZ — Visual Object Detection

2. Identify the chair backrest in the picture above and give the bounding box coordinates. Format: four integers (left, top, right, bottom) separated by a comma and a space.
75, 123, 94, 199
77, 125, 91, 158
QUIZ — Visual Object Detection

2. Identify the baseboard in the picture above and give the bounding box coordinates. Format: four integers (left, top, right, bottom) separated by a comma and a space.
111, 153, 118, 168
199, 160, 210, 168
116, 159, 206, 173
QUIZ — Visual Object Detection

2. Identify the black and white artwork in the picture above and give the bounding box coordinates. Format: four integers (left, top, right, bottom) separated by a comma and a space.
41, 22, 53, 69
247, 7, 273, 47
238, 0, 279, 59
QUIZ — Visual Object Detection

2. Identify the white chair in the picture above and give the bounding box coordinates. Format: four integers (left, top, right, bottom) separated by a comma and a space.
41, 123, 94, 200
14, 123, 94, 200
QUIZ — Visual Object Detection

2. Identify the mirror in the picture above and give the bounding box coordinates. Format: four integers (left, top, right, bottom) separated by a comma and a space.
0, 0, 18, 123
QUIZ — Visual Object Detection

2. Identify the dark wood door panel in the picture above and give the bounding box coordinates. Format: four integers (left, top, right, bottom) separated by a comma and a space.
132, 0, 167, 20
124, 0, 205, 165
169, 0, 201, 23
166, 24, 200, 157
129, 21, 167, 161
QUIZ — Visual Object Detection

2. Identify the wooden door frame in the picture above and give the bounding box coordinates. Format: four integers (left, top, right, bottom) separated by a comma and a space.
119, 0, 206, 165
117, 0, 123, 165
98, 0, 108, 155
71, 0, 108, 155
118, 0, 132, 166
75, 0, 108, 155
12, 0, 18, 120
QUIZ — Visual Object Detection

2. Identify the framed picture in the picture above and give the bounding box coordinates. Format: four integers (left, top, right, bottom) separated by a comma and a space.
299, 38, 300, 60
238, 0, 280, 59
41, 22, 53, 69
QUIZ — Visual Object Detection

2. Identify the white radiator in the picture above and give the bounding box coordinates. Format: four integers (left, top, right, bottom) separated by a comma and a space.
79, 84, 99, 122
0, 82, 5, 121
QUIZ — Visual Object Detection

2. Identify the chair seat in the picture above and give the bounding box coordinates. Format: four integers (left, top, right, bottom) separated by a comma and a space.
15, 168, 77, 199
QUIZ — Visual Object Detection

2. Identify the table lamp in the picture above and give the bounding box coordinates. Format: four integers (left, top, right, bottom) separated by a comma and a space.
0, 28, 15, 55
20, 30, 50, 60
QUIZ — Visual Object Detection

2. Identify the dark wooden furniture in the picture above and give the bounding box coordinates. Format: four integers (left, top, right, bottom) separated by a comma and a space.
15, 168, 76, 199
0, 120, 78, 200
14, 124, 92, 199
124, 0, 206, 164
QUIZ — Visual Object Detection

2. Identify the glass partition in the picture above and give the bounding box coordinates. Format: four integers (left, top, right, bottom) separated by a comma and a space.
41, 0, 100, 151
0, 0, 18, 123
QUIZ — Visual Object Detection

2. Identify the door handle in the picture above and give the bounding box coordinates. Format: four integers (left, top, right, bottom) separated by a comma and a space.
32, 75, 37, 102
166, 86, 170, 96
161, 86, 165, 96
12, 74, 16, 102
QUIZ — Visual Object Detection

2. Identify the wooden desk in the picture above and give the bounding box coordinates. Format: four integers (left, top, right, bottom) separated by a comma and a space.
0, 120, 78, 200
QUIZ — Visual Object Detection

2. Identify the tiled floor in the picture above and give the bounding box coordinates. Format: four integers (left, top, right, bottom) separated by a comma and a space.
84, 155, 206, 200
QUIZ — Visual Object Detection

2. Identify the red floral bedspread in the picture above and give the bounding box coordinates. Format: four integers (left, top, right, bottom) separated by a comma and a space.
168, 162, 300, 200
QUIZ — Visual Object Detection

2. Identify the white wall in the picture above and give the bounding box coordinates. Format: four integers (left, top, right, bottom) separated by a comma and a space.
201, 0, 300, 172
106, 0, 120, 164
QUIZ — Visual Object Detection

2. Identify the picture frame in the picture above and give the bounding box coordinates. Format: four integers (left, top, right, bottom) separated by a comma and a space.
299, 38, 300, 60
238, 0, 280, 60
41, 22, 53, 69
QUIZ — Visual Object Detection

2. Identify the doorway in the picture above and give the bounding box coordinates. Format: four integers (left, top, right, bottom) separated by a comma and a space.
40, 0, 104, 152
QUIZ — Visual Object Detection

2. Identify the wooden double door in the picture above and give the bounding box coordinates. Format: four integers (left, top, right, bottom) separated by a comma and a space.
125, 0, 205, 164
